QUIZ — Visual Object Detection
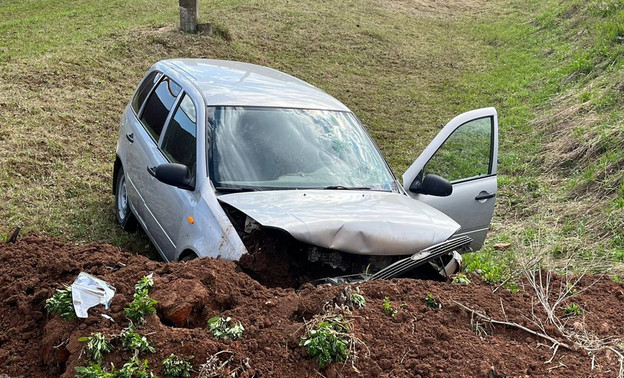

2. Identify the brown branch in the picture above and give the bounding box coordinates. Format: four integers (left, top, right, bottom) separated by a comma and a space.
453, 300, 574, 351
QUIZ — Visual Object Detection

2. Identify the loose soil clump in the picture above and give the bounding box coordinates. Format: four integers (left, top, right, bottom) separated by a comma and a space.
1, 236, 624, 377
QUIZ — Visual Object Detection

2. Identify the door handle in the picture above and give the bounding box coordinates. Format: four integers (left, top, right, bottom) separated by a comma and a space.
126, 133, 134, 143
475, 192, 496, 201
147, 166, 157, 177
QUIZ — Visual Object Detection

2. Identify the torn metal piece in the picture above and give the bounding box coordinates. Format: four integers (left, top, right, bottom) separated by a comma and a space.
71, 272, 116, 318
438, 250, 463, 279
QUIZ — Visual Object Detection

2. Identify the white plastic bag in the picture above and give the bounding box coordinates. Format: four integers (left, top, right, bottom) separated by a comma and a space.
71, 272, 116, 318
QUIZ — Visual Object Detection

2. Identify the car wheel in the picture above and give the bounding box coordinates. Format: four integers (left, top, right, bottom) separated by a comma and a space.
115, 166, 137, 232
180, 252, 198, 262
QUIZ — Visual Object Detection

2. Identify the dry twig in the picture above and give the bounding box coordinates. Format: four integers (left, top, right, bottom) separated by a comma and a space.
453, 300, 573, 350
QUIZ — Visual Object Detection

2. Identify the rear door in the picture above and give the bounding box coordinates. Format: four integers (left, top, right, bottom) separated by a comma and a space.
402, 108, 498, 250
127, 75, 183, 259
144, 93, 198, 261
123, 70, 162, 215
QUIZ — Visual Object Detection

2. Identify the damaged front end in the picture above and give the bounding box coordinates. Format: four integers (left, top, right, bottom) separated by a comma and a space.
218, 190, 471, 286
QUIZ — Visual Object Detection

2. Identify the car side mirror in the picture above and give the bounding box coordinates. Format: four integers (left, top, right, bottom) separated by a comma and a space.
149, 163, 195, 191
409, 173, 452, 196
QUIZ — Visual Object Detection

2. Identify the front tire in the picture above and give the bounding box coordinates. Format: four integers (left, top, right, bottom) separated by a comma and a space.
115, 166, 137, 232
179, 251, 198, 262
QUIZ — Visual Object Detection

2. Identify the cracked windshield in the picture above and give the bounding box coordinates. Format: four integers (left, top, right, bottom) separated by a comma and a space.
211, 107, 396, 191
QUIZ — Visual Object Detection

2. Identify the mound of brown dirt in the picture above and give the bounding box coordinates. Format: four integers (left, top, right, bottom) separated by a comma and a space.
1, 236, 624, 377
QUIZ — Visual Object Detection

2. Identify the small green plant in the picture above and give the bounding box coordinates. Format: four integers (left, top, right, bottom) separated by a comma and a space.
134, 275, 154, 294
45, 287, 77, 321
124, 275, 158, 324
564, 282, 579, 296
162, 354, 194, 378
382, 297, 397, 316
118, 355, 155, 378
300, 316, 350, 368
425, 294, 441, 309
464, 250, 517, 291
564, 303, 582, 316
400, 302, 408, 309
612, 275, 622, 284
351, 293, 366, 308
78, 332, 113, 364
120, 328, 156, 354
124, 295, 158, 323
452, 274, 471, 285
75, 362, 116, 378
207, 316, 244, 340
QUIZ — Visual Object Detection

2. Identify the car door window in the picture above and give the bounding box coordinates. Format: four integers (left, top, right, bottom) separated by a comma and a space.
160, 94, 197, 176
132, 71, 162, 114
140, 76, 182, 141
423, 117, 493, 182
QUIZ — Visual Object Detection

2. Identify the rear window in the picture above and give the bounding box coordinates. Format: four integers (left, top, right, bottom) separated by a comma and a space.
140, 76, 181, 141
131, 71, 161, 114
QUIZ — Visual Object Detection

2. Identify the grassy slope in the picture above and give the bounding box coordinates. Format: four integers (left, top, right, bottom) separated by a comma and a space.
461, 0, 624, 278
0, 0, 621, 269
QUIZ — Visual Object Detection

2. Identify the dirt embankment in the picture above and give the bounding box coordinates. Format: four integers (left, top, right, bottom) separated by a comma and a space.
2, 237, 624, 377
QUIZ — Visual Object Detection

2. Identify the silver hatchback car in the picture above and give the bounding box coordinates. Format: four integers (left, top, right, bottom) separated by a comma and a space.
114, 59, 498, 281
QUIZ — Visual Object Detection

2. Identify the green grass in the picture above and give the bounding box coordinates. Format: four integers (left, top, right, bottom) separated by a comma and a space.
0, 0, 621, 270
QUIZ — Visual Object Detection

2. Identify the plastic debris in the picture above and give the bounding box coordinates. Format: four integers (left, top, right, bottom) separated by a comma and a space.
71, 272, 116, 318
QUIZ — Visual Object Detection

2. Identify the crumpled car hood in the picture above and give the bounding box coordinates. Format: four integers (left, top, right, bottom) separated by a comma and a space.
218, 190, 460, 256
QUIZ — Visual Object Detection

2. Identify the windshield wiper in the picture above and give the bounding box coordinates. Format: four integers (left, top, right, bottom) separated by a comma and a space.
322, 185, 372, 190
215, 186, 259, 193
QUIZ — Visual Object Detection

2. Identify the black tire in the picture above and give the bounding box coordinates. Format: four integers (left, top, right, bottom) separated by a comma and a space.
180, 252, 198, 262
115, 166, 138, 232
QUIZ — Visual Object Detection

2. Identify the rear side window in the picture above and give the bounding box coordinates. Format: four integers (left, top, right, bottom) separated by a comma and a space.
132, 71, 161, 114
161, 94, 197, 176
140, 76, 182, 141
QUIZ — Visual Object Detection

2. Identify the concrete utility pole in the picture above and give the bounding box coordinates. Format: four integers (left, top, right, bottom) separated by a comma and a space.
179, 0, 199, 33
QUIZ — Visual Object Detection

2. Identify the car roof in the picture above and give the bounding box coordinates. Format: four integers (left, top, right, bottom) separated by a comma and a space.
157, 59, 351, 112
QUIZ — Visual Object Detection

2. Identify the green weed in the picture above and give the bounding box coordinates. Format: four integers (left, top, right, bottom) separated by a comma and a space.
351, 292, 366, 308
45, 287, 76, 321
565, 283, 579, 297
162, 354, 194, 378
78, 332, 113, 364
563, 303, 582, 316
452, 274, 472, 285
425, 294, 441, 309
207, 316, 244, 340
382, 297, 397, 317
75, 362, 116, 378
464, 248, 515, 287
124, 276, 158, 324
118, 355, 155, 378
299, 316, 350, 368
120, 328, 156, 354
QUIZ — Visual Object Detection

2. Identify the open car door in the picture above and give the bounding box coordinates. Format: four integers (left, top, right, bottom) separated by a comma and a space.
403, 108, 498, 251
